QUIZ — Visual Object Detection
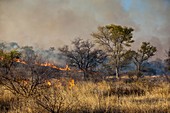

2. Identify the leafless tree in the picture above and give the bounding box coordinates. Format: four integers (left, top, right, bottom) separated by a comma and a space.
59, 38, 107, 80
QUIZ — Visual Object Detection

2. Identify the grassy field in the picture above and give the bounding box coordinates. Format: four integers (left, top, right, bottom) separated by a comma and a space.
0, 76, 170, 113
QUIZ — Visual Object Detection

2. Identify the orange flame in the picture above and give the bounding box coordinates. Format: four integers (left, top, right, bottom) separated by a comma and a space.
59, 65, 71, 71
68, 79, 75, 89
39, 62, 70, 71
0, 57, 4, 60
47, 81, 52, 86
23, 80, 28, 86
14, 58, 70, 71
14, 58, 27, 64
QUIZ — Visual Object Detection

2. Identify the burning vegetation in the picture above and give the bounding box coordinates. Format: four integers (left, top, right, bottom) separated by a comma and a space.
14, 58, 71, 71
0, 24, 170, 112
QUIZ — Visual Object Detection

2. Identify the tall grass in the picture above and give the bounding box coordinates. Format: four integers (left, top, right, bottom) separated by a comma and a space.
0, 76, 170, 113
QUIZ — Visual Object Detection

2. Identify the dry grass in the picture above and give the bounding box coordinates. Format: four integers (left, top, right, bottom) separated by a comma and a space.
0, 76, 170, 113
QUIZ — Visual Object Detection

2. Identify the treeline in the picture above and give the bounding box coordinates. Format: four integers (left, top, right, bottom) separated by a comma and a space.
0, 24, 170, 80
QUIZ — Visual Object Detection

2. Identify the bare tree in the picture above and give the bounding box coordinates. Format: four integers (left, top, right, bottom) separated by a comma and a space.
0, 50, 53, 98
59, 38, 107, 80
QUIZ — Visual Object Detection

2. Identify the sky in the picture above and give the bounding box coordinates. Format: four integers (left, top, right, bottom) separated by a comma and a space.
0, 0, 170, 59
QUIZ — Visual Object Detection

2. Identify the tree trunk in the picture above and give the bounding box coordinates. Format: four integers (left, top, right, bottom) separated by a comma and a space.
137, 64, 140, 73
83, 70, 89, 80
136, 63, 142, 79
115, 67, 120, 79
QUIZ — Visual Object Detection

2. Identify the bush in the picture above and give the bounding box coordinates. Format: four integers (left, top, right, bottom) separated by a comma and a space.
109, 82, 145, 96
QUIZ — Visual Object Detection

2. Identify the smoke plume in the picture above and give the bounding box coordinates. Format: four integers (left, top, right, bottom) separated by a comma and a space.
0, 0, 169, 59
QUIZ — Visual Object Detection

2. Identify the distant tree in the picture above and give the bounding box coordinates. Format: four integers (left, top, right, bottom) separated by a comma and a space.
9, 42, 20, 49
92, 24, 134, 79
59, 38, 107, 79
132, 42, 157, 77
49, 47, 55, 52
147, 58, 165, 75
165, 48, 170, 72
0, 42, 6, 50
21, 46, 35, 61
46, 47, 56, 62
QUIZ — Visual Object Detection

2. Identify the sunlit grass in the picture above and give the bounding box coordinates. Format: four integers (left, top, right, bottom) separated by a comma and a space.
0, 77, 170, 113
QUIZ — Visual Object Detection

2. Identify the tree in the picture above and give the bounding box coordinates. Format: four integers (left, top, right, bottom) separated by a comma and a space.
92, 24, 134, 79
164, 48, 170, 82
21, 46, 35, 60
0, 42, 6, 50
0, 50, 21, 74
45, 47, 56, 62
0, 50, 51, 98
132, 42, 157, 77
165, 48, 170, 72
20, 46, 37, 66
9, 42, 20, 49
59, 38, 107, 79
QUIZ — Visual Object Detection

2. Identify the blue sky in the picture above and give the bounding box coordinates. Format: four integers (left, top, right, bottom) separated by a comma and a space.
121, 0, 132, 11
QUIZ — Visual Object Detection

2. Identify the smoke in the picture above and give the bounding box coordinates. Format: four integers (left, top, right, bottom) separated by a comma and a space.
0, 0, 169, 59
128, 0, 170, 46
0, 0, 136, 47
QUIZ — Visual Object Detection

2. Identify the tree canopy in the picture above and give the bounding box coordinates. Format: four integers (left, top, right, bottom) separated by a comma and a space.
132, 42, 157, 77
0, 49, 21, 74
92, 24, 134, 78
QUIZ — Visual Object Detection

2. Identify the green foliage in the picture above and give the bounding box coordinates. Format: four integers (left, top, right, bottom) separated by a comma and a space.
92, 24, 134, 78
133, 42, 157, 64
138, 42, 157, 60
0, 50, 21, 73
106, 24, 134, 46
133, 42, 157, 77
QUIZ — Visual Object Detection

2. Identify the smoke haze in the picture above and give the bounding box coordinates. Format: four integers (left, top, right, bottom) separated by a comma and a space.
0, 0, 169, 59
